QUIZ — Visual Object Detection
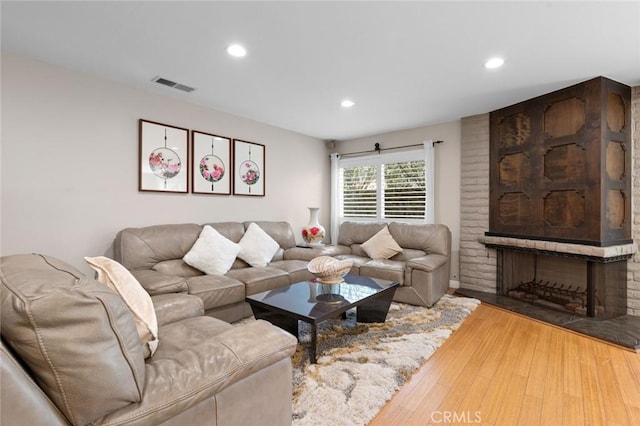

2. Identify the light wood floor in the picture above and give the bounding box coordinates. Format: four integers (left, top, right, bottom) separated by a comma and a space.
369, 303, 640, 426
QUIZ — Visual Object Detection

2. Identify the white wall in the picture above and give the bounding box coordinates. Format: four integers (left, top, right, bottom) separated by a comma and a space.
1, 52, 329, 274
334, 121, 462, 283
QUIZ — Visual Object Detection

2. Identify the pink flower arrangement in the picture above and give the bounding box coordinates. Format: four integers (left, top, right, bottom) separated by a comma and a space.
148, 151, 181, 179
302, 227, 321, 238
200, 157, 225, 182
149, 153, 163, 167
241, 162, 260, 186
302, 226, 324, 244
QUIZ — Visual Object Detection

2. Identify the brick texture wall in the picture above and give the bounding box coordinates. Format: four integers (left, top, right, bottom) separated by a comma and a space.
459, 88, 640, 316
628, 86, 640, 316
459, 113, 496, 292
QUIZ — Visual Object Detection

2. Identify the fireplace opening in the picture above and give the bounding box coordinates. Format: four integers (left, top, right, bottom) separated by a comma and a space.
496, 247, 628, 320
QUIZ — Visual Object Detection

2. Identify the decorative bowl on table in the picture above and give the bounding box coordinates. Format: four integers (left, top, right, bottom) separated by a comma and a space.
307, 256, 353, 284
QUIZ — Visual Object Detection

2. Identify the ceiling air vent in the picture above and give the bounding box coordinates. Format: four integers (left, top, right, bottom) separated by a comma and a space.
151, 76, 196, 93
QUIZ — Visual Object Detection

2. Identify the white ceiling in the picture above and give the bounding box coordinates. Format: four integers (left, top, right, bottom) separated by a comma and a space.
2, 1, 639, 141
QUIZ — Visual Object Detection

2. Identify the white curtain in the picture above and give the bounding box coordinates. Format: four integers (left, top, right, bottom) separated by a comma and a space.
423, 140, 435, 223
329, 153, 340, 244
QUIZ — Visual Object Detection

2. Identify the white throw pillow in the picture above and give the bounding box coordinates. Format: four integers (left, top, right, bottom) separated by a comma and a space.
84, 256, 159, 357
238, 222, 280, 267
360, 225, 403, 260
183, 225, 241, 275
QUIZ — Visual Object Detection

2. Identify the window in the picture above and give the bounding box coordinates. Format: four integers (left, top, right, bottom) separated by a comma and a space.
337, 150, 429, 222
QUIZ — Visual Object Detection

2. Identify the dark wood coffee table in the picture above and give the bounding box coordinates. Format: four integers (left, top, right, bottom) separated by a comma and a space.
246, 274, 398, 363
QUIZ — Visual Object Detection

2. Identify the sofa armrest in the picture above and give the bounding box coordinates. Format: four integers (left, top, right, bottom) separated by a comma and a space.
130, 269, 188, 296
404, 254, 451, 307
151, 294, 204, 326
98, 320, 297, 425
406, 254, 448, 272
284, 245, 352, 261
1, 341, 69, 426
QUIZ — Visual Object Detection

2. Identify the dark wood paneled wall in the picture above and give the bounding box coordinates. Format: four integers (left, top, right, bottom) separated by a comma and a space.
488, 76, 631, 246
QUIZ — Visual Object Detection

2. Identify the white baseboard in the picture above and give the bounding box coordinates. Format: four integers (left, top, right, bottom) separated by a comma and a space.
449, 279, 460, 289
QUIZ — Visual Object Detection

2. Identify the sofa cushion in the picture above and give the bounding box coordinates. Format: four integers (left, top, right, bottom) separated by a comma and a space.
360, 225, 403, 260
85, 256, 159, 357
359, 259, 405, 284
0, 254, 146, 426
97, 319, 297, 425
152, 316, 233, 359
203, 221, 246, 243
333, 254, 370, 275
337, 221, 386, 246
152, 259, 203, 277
115, 223, 202, 270
245, 221, 297, 252
388, 222, 451, 256
185, 275, 246, 310
238, 222, 280, 267
184, 225, 241, 275
269, 259, 315, 283
390, 248, 429, 262
130, 269, 189, 295
151, 293, 205, 326
226, 267, 290, 296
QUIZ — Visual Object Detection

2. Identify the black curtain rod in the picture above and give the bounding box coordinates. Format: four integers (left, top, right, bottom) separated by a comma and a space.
336, 140, 443, 158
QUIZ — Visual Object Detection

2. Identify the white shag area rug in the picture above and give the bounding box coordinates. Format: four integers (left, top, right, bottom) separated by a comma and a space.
237, 294, 479, 425
288, 294, 480, 425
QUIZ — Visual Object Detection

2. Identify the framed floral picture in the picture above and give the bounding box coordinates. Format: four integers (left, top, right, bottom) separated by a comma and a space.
233, 139, 265, 196
139, 119, 189, 193
191, 130, 231, 195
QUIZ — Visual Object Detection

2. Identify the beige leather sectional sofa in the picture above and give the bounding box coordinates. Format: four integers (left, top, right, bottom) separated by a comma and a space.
0, 221, 451, 425
116, 220, 452, 319
1, 253, 296, 426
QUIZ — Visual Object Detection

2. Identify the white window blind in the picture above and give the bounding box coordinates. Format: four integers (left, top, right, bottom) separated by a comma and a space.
337, 149, 428, 222
341, 165, 377, 218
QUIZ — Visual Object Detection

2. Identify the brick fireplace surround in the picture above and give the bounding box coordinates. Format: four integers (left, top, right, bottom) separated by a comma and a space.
458, 86, 640, 349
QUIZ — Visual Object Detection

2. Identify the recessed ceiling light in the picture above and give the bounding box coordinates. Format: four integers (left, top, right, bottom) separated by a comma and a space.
227, 44, 247, 58
485, 57, 505, 69
341, 99, 355, 108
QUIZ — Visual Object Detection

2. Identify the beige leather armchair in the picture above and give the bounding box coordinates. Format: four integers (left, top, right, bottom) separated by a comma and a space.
1, 254, 297, 426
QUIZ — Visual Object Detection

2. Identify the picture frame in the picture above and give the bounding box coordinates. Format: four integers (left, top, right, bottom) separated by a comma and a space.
191, 130, 232, 195
139, 119, 189, 193
233, 139, 265, 196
